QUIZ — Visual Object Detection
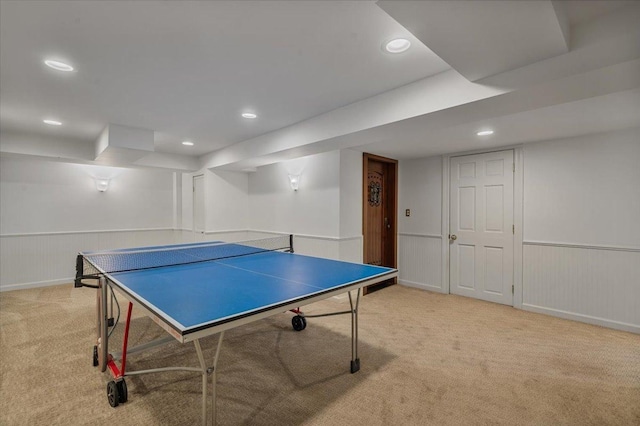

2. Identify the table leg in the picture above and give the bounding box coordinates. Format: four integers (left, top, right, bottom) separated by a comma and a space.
348, 288, 361, 373
194, 331, 225, 425
99, 276, 109, 373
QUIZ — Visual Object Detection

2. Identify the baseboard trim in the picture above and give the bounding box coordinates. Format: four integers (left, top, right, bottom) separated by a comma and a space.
523, 240, 640, 253
522, 303, 639, 334
1, 278, 72, 292
398, 280, 445, 294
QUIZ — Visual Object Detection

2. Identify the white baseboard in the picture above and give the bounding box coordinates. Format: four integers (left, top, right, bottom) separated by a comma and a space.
1, 278, 72, 292
398, 280, 445, 294
522, 303, 639, 334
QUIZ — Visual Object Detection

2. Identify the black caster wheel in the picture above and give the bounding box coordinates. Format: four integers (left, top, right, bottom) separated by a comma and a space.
116, 379, 128, 403
107, 381, 119, 407
292, 315, 307, 331
92, 345, 99, 367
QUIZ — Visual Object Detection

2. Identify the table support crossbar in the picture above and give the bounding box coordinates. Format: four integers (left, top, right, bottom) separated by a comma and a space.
112, 335, 175, 359
125, 366, 203, 375
301, 310, 353, 318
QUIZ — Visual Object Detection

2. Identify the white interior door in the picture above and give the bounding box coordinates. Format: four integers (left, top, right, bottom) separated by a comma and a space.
450, 150, 514, 305
193, 175, 205, 234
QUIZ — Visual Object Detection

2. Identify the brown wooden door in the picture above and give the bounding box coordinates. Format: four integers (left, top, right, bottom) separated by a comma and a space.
363, 153, 397, 294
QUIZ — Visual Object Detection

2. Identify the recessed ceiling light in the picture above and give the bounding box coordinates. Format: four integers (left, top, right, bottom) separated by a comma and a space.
477, 130, 494, 136
384, 38, 411, 54
43, 119, 62, 126
44, 59, 74, 72
182, 141, 194, 146
242, 112, 257, 119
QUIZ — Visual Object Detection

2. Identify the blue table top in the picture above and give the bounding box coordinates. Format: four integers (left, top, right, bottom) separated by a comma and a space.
96, 249, 395, 335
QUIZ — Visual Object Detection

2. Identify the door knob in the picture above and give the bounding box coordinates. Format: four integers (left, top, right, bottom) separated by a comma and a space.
450, 234, 457, 241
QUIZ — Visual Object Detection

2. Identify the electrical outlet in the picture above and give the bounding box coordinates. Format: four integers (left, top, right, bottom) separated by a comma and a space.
405, 209, 410, 217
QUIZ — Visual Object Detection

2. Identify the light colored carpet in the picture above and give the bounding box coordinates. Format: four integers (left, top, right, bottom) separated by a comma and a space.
1, 283, 638, 425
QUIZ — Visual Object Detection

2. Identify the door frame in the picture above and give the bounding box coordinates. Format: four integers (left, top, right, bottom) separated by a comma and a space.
441, 146, 523, 308
362, 153, 398, 294
192, 174, 205, 235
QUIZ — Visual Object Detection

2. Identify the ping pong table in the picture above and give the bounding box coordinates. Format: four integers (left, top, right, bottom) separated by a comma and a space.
75, 235, 397, 424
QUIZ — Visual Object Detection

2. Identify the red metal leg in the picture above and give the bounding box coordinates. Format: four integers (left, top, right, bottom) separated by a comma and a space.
120, 302, 133, 376
106, 301, 133, 380
107, 355, 121, 379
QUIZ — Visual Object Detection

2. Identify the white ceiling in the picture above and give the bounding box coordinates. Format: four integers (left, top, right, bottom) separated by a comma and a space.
0, 0, 639, 171
0, 1, 448, 156
378, 0, 572, 82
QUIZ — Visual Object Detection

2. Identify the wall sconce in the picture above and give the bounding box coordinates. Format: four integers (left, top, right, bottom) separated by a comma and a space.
288, 174, 300, 191
95, 178, 110, 192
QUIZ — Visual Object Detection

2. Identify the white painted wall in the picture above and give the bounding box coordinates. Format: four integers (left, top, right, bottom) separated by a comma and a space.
398, 156, 443, 291
338, 149, 364, 262
0, 229, 179, 291
398, 156, 442, 236
522, 244, 639, 332
523, 127, 640, 249
249, 151, 341, 238
247, 149, 363, 261
0, 156, 178, 290
339, 149, 362, 238
180, 168, 249, 233
0, 157, 175, 234
396, 127, 640, 333
1, 149, 359, 289
172, 173, 182, 230
181, 171, 196, 231
207, 170, 249, 232
521, 127, 640, 332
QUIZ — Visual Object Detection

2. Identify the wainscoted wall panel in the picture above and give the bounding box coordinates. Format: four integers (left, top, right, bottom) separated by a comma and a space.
523, 243, 640, 333
339, 237, 363, 263
294, 236, 340, 260
0, 229, 178, 291
247, 231, 362, 263
398, 233, 443, 292
1, 229, 362, 291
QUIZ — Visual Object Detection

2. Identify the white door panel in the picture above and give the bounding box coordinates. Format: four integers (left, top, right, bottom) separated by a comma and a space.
458, 244, 476, 289
484, 247, 504, 294
458, 186, 476, 231
450, 150, 514, 305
